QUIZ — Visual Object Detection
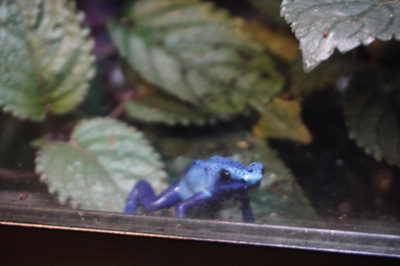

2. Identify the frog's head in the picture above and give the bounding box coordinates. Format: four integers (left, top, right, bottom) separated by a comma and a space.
208, 156, 264, 195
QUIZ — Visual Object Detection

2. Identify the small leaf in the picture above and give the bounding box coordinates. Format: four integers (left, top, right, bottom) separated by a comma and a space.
0, 0, 95, 120
109, 0, 283, 114
126, 92, 215, 126
35, 118, 167, 212
253, 98, 312, 144
344, 70, 400, 166
244, 20, 299, 63
281, 0, 400, 71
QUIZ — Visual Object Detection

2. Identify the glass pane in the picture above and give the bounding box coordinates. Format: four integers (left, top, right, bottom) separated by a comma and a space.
0, 0, 399, 258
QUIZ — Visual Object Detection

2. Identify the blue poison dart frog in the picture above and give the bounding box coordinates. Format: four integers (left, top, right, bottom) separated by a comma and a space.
125, 156, 264, 222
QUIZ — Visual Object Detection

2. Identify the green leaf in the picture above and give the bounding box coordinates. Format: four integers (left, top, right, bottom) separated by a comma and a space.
243, 20, 300, 63
0, 0, 95, 121
281, 0, 400, 71
35, 118, 167, 212
126, 92, 216, 126
253, 98, 312, 144
109, 0, 283, 114
148, 130, 318, 222
344, 70, 400, 166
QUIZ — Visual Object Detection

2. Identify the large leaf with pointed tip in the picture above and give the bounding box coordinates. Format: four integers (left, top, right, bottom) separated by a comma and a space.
253, 98, 312, 144
281, 0, 400, 72
109, 0, 283, 114
126, 92, 216, 126
344, 70, 400, 167
148, 131, 318, 222
0, 0, 95, 121
35, 118, 167, 212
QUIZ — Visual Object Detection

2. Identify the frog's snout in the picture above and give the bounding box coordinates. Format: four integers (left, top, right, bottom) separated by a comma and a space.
244, 162, 264, 185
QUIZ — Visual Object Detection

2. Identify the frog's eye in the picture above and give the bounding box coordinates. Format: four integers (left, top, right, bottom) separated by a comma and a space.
219, 169, 231, 184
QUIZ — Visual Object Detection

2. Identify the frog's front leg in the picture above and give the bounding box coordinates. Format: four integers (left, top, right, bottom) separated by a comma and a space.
125, 180, 181, 214
240, 196, 255, 223
175, 191, 212, 218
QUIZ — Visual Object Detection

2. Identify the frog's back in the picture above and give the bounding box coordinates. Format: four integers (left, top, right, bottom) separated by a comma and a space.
178, 159, 219, 200
178, 156, 263, 200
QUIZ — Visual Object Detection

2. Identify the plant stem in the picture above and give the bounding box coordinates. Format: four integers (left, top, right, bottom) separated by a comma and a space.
109, 90, 133, 118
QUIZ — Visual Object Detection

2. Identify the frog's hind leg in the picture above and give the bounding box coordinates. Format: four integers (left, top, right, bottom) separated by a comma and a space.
125, 180, 181, 214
